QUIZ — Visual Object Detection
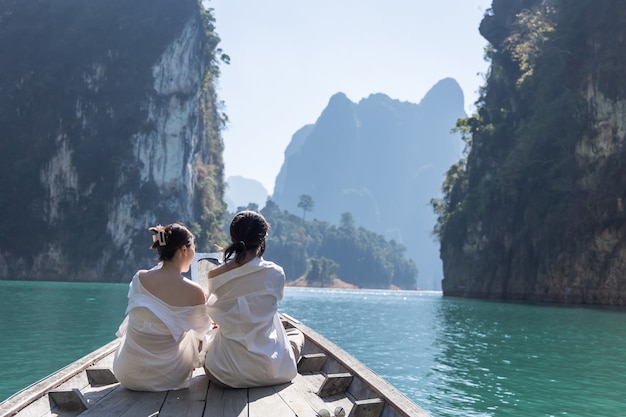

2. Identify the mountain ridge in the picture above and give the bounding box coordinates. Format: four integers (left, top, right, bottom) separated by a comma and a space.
271, 78, 466, 290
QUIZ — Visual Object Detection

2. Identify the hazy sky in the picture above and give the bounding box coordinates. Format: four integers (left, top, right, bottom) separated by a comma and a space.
209, 0, 493, 195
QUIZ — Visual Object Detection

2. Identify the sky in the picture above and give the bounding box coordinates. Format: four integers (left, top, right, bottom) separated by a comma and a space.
208, 0, 493, 195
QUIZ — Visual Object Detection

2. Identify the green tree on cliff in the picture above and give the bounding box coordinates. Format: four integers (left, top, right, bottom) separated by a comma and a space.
297, 194, 314, 220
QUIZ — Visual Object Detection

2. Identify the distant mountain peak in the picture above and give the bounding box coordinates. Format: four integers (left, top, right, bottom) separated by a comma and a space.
272, 78, 467, 289
362, 92, 392, 102
418, 77, 465, 112
320, 92, 355, 118
225, 176, 268, 212
328, 91, 350, 103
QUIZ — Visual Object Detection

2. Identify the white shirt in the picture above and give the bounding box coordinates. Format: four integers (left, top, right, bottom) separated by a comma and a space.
203, 257, 298, 388
112, 271, 212, 391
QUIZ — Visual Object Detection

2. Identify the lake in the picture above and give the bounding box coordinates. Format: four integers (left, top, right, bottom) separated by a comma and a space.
1, 281, 625, 417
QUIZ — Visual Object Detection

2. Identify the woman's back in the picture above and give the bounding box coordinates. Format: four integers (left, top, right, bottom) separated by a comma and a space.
203, 210, 303, 389
113, 272, 211, 391
204, 257, 297, 388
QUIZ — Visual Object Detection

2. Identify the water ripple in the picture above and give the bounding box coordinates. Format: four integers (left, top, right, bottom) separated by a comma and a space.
281, 287, 626, 417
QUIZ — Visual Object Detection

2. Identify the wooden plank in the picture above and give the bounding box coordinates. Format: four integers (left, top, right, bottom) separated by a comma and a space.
204, 384, 248, 417
320, 355, 350, 375
12, 395, 63, 417
187, 367, 211, 401
272, 378, 322, 417
12, 367, 93, 417
298, 353, 328, 373
300, 373, 354, 417
91, 351, 115, 370
318, 373, 353, 398
77, 386, 166, 417
159, 371, 209, 417
274, 373, 354, 417
86, 368, 118, 386
350, 398, 384, 417
11, 395, 51, 417
49, 389, 89, 411
18, 352, 118, 417
117, 390, 168, 417
248, 385, 296, 416
300, 373, 326, 388
79, 384, 121, 412
338, 375, 376, 403
1, 340, 119, 417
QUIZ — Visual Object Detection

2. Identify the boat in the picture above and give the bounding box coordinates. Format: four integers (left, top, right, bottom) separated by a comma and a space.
0, 254, 432, 417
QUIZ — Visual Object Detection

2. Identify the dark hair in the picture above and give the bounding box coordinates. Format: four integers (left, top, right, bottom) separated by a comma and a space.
148, 223, 194, 262
224, 210, 269, 264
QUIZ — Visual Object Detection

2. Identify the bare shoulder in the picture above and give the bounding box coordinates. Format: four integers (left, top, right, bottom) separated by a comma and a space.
183, 278, 206, 305
137, 269, 158, 288
136, 269, 149, 278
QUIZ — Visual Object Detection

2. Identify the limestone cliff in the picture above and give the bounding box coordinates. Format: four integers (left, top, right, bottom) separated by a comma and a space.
272, 80, 467, 290
436, 0, 626, 305
0, 0, 226, 281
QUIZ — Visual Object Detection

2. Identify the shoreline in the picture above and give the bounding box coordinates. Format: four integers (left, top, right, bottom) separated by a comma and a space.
286, 279, 418, 291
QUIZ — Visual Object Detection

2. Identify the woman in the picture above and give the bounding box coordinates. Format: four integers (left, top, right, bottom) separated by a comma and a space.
112, 223, 211, 391
203, 210, 304, 388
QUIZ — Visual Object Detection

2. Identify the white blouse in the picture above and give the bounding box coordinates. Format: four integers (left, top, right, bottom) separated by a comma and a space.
112, 271, 212, 391
203, 257, 298, 388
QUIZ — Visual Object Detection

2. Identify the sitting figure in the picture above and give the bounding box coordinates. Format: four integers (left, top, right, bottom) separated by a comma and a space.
112, 223, 211, 391
203, 210, 304, 388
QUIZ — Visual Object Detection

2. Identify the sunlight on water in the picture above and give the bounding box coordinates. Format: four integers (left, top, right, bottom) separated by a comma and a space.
280, 287, 626, 417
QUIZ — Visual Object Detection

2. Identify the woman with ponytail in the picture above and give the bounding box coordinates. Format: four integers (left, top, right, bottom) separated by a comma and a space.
203, 210, 304, 388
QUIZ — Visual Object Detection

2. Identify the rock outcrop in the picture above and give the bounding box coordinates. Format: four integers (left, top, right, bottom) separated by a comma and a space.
0, 0, 226, 281
438, 0, 626, 305
272, 79, 467, 290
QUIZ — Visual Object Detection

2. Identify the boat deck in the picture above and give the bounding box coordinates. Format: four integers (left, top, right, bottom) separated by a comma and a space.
1, 316, 430, 417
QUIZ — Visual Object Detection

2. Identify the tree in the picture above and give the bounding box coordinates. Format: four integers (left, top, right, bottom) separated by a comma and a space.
260, 201, 417, 289
236, 202, 259, 213
297, 194, 314, 220
305, 257, 339, 287
339, 212, 355, 230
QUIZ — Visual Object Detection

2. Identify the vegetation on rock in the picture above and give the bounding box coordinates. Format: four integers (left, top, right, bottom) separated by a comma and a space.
433, 0, 626, 304
0, 0, 226, 280
226, 201, 419, 290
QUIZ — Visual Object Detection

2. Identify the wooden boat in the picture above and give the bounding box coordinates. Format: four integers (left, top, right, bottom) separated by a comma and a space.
0, 254, 431, 417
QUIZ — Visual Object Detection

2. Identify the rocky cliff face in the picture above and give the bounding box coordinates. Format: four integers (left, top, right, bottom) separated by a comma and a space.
0, 0, 226, 281
438, 0, 626, 305
272, 79, 466, 290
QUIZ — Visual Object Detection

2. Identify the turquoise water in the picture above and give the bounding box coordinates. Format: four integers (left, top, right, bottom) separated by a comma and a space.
0, 280, 128, 403
1, 282, 626, 417
283, 289, 626, 417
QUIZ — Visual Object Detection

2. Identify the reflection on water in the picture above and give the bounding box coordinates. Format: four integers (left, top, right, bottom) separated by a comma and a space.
281, 288, 626, 417
431, 298, 626, 417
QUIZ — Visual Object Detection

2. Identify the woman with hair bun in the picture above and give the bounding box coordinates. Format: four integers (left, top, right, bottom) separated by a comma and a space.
112, 223, 211, 391
203, 210, 304, 388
